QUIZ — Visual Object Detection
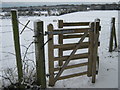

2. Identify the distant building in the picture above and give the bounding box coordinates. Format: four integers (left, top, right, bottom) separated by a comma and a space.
90, 4, 102, 10
87, 7, 90, 10
33, 11, 40, 16
40, 11, 49, 16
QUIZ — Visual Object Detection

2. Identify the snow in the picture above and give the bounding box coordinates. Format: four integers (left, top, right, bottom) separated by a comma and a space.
0, 12, 7, 16
40, 11, 48, 15
50, 10, 60, 15
0, 10, 118, 88
33, 11, 40, 14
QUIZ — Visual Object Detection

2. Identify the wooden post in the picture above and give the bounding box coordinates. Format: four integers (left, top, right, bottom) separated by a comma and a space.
58, 20, 63, 66
34, 20, 46, 88
96, 19, 100, 75
11, 10, 23, 83
109, 17, 117, 52
92, 19, 100, 83
48, 24, 55, 86
113, 18, 117, 48
87, 22, 94, 77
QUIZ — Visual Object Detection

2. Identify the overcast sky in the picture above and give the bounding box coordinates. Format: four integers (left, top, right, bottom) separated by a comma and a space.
1, 0, 119, 2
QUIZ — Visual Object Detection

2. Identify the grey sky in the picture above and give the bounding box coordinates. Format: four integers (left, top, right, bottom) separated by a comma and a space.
1, 0, 119, 2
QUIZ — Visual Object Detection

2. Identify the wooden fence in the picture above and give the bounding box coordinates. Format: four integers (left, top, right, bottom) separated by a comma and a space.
47, 19, 101, 86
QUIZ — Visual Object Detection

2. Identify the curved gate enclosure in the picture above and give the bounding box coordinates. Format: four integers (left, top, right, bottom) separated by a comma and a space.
47, 19, 101, 86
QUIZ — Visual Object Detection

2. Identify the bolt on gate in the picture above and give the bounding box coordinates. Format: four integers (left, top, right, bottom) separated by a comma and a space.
47, 19, 101, 86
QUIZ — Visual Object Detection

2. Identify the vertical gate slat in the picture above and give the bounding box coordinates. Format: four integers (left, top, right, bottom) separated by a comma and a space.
58, 20, 63, 66
88, 22, 94, 77
48, 24, 55, 86
96, 19, 100, 74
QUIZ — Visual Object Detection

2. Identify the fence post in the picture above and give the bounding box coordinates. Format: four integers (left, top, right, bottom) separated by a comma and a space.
88, 22, 94, 77
34, 20, 46, 88
109, 17, 117, 52
48, 24, 55, 86
11, 10, 23, 84
58, 20, 63, 66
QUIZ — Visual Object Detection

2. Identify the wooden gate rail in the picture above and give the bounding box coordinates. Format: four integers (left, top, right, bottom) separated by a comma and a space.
54, 62, 88, 71
54, 42, 100, 50
63, 34, 89, 39
54, 53, 88, 61
63, 22, 90, 26
48, 19, 101, 86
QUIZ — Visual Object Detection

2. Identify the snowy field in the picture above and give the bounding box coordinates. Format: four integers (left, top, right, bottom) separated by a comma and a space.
0, 10, 118, 88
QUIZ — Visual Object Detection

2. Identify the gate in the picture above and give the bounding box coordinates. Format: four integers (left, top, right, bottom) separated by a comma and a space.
47, 19, 101, 86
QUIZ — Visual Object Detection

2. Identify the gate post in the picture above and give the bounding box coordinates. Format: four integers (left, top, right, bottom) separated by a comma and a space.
48, 24, 55, 86
34, 20, 46, 88
92, 19, 100, 83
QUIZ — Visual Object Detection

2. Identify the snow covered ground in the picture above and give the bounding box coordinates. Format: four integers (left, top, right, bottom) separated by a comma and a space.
0, 10, 118, 88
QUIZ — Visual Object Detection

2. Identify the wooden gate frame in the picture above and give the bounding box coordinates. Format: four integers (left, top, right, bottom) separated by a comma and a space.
47, 19, 101, 86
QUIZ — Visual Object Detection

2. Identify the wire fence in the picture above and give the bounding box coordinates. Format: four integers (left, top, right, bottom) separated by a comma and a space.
1, 17, 36, 83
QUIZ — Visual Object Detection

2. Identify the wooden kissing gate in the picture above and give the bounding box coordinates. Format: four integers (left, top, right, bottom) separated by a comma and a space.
47, 19, 101, 86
